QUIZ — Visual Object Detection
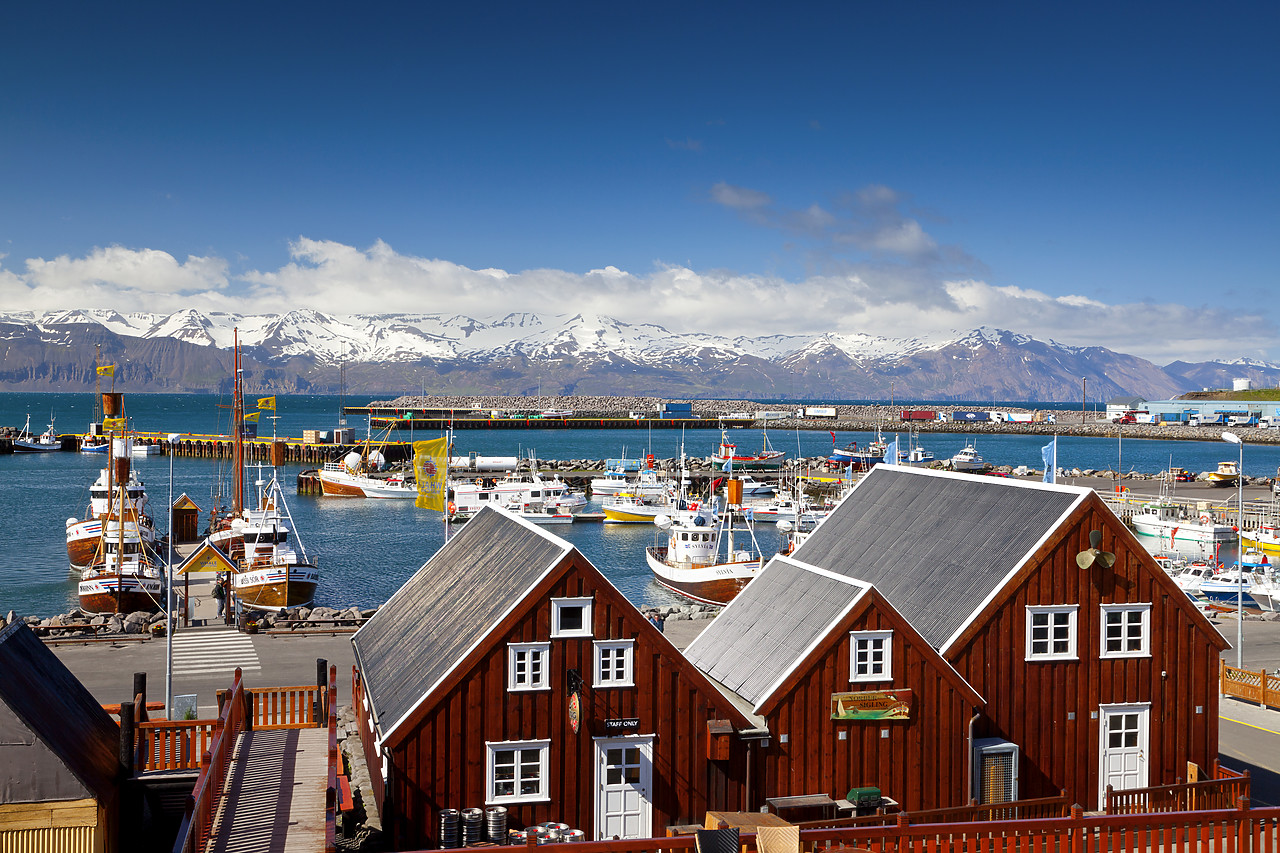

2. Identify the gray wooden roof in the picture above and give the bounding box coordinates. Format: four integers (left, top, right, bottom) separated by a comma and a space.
351, 508, 571, 739
684, 557, 870, 707
685, 467, 1086, 709
0, 621, 122, 803
789, 466, 1085, 649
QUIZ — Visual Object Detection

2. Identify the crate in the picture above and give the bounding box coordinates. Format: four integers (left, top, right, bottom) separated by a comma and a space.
303, 430, 325, 444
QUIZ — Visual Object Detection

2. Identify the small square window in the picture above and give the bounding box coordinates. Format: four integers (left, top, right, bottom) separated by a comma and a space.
1026, 605, 1078, 661
849, 630, 893, 683
552, 597, 593, 638
594, 640, 635, 687
508, 642, 550, 691
1100, 603, 1151, 658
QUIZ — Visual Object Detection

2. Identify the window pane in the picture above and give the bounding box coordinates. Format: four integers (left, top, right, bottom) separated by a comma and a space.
560, 606, 583, 632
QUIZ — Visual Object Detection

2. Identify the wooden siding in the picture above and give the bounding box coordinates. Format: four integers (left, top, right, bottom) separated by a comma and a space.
757, 590, 983, 812
0, 799, 101, 853
383, 552, 750, 850
945, 494, 1226, 809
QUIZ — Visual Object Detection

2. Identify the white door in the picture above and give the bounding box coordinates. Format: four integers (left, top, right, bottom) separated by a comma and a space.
594, 736, 653, 840
1099, 703, 1149, 806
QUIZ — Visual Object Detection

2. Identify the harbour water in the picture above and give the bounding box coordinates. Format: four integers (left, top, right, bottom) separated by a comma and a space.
4, 392, 1280, 619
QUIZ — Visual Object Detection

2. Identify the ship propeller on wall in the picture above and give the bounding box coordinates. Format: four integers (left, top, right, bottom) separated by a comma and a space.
1076, 529, 1116, 570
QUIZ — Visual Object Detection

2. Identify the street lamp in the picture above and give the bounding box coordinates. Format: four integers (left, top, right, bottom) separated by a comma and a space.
165, 433, 181, 718
1222, 431, 1244, 668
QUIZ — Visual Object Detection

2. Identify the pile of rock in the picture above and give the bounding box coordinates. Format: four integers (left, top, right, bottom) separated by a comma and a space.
13, 609, 167, 637
266, 605, 377, 630
334, 704, 384, 851
643, 603, 718, 624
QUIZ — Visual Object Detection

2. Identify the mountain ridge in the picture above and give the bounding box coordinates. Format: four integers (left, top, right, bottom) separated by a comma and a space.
1, 310, 1276, 400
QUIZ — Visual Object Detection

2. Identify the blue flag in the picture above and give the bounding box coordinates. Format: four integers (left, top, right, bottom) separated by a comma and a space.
1041, 436, 1057, 483
882, 438, 899, 466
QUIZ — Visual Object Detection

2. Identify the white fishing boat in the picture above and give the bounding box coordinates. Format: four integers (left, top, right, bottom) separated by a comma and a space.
1205, 461, 1240, 488
601, 490, 683, 524
320, 458, 418, 499
1242, 557, 1280, 612
896, 432, 935, 467
745, 495, 826, 529
66, 438, 157, 569
230, 466, 321, 611
711, 429, 786, 471
589, 460, 668, 499
503, 497, 575, 525
1128, 500, 1236, 560
735, 474, 775, 497
450, 467, 587, 517
13, 414, 59, 452
646, 478, 765, 606
78, 519, 165, 614
1198, 564, 1258, 608
948, 442, 985, 472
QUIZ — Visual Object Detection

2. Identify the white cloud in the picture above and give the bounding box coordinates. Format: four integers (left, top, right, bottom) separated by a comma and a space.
0, 238, 1273, 365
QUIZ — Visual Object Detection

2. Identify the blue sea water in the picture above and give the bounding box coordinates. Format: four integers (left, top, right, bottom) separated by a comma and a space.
3, 392, 1278, 619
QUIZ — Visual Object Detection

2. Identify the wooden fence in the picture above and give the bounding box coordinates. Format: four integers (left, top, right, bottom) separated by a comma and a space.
1222, 659, 1280, 710
1106, 761, 1250, 814
171, 668, 248, 853
391, 802, 1280, 853
795, 793, 1072, 829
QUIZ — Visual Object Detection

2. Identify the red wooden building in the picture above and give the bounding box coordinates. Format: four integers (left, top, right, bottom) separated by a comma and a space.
685, 466, 1228, 811
350, 508, 755, 850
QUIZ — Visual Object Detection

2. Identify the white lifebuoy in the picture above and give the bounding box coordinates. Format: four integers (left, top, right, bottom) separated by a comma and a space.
1199, 512, 1213, 525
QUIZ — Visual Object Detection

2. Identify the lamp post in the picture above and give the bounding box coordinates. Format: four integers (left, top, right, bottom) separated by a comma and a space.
165, 433, 181, 718
1223, 431, 1244, 668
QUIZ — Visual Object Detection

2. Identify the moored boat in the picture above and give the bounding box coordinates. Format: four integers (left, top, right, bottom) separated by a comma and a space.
1128, 500, 1236, 560
66, 438, 157, 568
646, 478, 766, 606
711, 430, 786, 471
319, 458, 418, 498
13, 414, 60, 452
231, 466, 320, 611
1242, 524, 1280, 557
78, 519, 165, 614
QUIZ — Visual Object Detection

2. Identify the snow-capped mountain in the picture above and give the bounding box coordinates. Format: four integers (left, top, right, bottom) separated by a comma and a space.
0, 309, 1274, 399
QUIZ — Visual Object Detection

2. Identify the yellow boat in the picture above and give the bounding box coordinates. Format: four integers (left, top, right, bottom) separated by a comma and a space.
1205, 460, 1240, 488
1242, 525, 1280, 556
601, 492, 673, 523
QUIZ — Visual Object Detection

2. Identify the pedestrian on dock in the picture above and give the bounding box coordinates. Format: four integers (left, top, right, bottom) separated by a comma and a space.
213, 576, 226, 619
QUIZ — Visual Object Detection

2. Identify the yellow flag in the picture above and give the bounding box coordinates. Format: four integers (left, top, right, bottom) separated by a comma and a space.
243, 411, 260, 422
103, 417, 127, 431
257, 397, 276, 410
413, 438, 449, 511
97, 365, 115, 377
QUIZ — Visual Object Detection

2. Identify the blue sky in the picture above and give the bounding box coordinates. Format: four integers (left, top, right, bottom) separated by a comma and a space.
1, 2, 1276, 364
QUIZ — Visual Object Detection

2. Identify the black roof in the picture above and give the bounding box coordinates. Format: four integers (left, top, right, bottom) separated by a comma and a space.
684, 556, 871, 707
351, 508, 571, 739
0, 621, 122, 800
686, 467, 1086, 709
788, 466, 1084, 649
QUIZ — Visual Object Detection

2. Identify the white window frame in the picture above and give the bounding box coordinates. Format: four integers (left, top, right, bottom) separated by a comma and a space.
486, 739, 551, 804
849, 630, 893, 683
551, 597, 594, 638
1026, 605, 1079, 661
1099, 603, 1151, 659
507, 642, 550, 691
593, 639, 635, 688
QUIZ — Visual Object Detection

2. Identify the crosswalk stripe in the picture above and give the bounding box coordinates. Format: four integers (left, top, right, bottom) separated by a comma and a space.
170, 629, 261, 678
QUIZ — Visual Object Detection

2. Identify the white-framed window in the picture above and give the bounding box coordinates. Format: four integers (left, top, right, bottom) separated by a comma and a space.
849, 630, 893, 682
551, 597, 593, 638
1100, 603, 1151, 658
594, 639, 635, 687
508, 642, 550, 691
486, 739, 550, 804
1026, 605, 1078, 661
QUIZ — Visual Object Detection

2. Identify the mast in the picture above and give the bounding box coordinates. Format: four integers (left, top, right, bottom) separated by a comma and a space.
92, 344, 103, 427
233, 330, 244, 515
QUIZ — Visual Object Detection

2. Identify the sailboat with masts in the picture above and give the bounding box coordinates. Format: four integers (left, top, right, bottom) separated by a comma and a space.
208, 333, 320, 611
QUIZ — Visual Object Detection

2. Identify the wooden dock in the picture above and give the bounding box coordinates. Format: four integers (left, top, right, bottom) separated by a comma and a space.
207, 727, 329, 853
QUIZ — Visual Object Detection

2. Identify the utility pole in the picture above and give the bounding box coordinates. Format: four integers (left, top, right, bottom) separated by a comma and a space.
1082, 377, 1087, 425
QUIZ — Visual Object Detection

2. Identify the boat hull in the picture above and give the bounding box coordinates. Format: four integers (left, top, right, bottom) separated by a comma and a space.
234, 565, 320, 611
645, 546, 759, 606
78, 574, 164, 614
319, 469, 417, 499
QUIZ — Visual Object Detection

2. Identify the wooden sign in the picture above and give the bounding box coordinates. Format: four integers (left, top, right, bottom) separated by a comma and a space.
830, 689, 913, 720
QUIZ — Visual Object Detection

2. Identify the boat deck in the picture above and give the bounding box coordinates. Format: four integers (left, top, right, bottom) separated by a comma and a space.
207, 727, 329, 853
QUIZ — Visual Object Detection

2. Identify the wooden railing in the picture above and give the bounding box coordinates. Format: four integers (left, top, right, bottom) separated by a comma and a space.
246, 683, 324, 729
325, 665, 339, 853
1106, 762, 1250, 814
1222, 659, 1280, 710
352, 666, 385, 819
409, 802, 1280, 853
172, 668, 249, 853
795, 793, 1071, 829
136, 718, 220, 771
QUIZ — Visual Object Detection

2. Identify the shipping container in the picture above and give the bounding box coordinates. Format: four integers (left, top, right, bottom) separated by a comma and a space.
900, 410, 937, 421
1005, 412, 1036, 423
804, 406, 838, 418
951, 410, 991, 422
658, 402, 693, 416
303, 429, 325, 444
754, 410, 791, 420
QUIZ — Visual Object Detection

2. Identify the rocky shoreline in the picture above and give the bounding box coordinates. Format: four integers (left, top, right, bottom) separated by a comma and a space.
4, 604, 377, 638
374, 395, 1280, 445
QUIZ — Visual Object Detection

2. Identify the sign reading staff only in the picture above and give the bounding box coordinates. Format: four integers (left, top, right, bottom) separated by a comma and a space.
602, 718, 640, 732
